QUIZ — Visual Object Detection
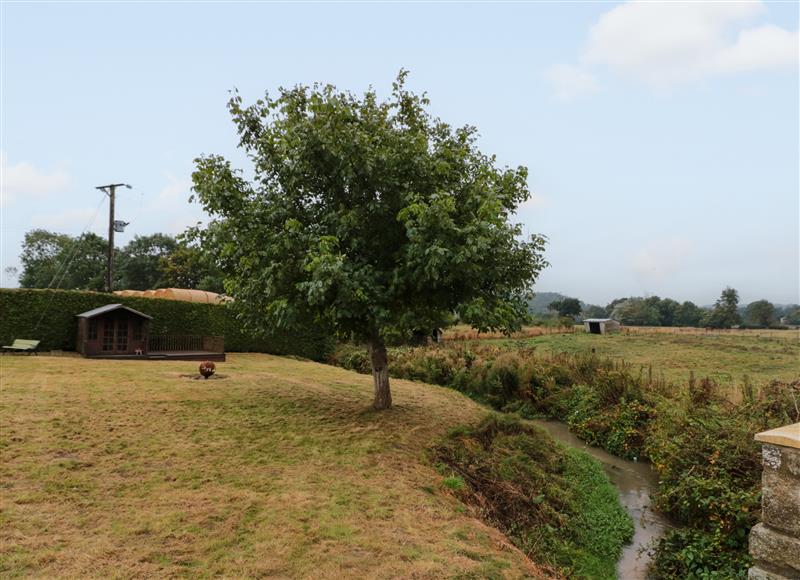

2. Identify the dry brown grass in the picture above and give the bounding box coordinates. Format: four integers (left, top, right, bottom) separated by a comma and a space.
619, 325, 800, 340
443, 325, 576, 342
0, 354, 550, 579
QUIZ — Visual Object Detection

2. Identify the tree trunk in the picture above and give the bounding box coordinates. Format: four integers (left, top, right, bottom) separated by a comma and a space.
369, 338, 392, 410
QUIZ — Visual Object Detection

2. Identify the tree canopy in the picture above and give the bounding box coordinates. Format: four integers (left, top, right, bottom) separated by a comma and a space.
549, 297, 582, 318
19, 229, 107, 291
702, 287, 742, 328
116, 233, 178, 290
191, 72, 548, 409
744, 299, 776, 328
16, 229, 223, 293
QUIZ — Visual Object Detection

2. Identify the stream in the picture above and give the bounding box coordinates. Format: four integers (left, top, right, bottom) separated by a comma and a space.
532, 420, 670, 580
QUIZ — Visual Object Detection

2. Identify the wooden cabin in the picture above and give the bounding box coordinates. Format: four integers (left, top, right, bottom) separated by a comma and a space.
76, 304, 151, 357
76, 303, 225, 361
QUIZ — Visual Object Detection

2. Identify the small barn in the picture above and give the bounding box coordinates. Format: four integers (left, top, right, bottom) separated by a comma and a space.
583, 318, 620, 335
76, 304, 151, 357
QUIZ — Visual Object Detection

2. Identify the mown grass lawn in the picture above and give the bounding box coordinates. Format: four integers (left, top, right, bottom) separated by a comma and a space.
0, 354, 550, 578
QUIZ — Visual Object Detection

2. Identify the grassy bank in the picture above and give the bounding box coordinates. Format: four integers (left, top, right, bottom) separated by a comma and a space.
331, 341, 800, 578
0, 353, 632, 578
433, 415, 632, 579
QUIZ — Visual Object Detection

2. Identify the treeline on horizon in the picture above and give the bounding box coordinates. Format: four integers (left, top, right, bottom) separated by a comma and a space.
8, 229, 224, 294
531, 291, 800, 329
9, 228, 799, 330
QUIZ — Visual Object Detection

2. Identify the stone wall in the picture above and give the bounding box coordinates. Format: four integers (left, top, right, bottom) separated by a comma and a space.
748, 423, 800, 580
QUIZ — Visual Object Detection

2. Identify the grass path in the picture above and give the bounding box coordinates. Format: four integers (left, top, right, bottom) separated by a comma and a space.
0, 354, 549, 578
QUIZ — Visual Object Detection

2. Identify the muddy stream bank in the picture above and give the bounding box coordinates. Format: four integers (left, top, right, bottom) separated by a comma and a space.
532, 420, 671, 580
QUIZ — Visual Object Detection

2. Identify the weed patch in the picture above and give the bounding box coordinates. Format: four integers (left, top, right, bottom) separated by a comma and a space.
433, 414, 632, 579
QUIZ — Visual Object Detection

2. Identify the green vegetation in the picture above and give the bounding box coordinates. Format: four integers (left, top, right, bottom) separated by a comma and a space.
702, 287, 742, 329
16, 230, 224, 293
0, 288, 333, 360
492, 331, 799, 388
191, 71, 547, 409
331, 340, 800, 578
434, 414, 632, 579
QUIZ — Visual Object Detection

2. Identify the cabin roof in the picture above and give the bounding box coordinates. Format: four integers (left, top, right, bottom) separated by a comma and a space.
583, 318, 616, 323
76, 303, 153, 320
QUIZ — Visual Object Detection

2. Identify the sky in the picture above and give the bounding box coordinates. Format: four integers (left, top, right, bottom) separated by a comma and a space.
1, 0, 798, 306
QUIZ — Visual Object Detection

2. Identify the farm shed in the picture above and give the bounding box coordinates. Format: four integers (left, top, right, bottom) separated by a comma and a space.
76, 303, 225, 361
583, 318, 620, 335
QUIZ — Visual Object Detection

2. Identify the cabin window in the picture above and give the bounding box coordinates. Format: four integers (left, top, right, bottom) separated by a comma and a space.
88, 319, 98, 340
116, 319, 128, 351
102, 319, 114, 351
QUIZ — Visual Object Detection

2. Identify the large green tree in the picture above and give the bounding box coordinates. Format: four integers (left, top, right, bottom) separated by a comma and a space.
159, 239, 225, 293
549, 297, 582, 318
19, 229, 107, 291
611, 297, 661, 326
744, 299, 776, 327
191, 72, 548, 409
117, 233, 178, 290
674, 300, 705, 327
702, 287, 742, 328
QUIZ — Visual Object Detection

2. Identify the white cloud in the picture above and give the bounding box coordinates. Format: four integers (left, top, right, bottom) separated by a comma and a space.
631, 238, 694, 283
712, 24, 799, 75
0, 152, 71, 206
146, 172, 206, 235
548, 0, 798, 94
544, 64, 598, 101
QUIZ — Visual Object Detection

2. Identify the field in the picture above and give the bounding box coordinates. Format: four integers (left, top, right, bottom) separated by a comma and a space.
464, 329, 799, 389
0, 354, 548, 578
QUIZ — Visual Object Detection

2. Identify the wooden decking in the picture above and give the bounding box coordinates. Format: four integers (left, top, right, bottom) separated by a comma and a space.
89, 351, 225, 362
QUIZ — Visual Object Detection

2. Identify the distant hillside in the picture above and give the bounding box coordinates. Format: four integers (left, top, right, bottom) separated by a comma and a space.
528, 291, 573, 314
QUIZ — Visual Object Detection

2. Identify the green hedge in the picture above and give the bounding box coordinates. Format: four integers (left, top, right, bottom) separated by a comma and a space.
0, 288, 334, 360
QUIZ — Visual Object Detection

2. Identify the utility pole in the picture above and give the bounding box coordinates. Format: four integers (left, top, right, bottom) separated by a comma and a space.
96, 183, 131, 293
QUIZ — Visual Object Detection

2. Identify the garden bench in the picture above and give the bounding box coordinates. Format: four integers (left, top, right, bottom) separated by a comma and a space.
1, 339, 41, 355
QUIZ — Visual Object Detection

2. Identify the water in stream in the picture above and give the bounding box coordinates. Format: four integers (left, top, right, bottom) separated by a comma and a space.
532, 420, 670, 580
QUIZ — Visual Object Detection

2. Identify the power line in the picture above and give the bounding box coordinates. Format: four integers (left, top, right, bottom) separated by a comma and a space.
33, 193, 107, 331
43, 193, 107, 292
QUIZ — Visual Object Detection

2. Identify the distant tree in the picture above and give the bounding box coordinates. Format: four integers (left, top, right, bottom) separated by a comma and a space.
782, 306, 800, 325
191, 72, 548, 409
702, 287, 742, 328
657, 298, 680, 326
745, 300, 776, 327
117, 233, 178, 290
582, 304, 608, 319
611, 297, 661, 326
19, 229, 107, 291
159, 240, 225, 293
549, 297, 582, 318
605, 297, 628, 314
674, 301, 705, 327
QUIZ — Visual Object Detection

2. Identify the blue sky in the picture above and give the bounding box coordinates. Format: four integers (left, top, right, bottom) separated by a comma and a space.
1, 1, 798, 306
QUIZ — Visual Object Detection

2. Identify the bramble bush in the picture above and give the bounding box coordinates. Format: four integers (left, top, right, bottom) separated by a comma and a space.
330, 341, 800, 578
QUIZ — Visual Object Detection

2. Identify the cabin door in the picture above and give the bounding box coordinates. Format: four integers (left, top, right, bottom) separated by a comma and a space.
100, 317, 130, 353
